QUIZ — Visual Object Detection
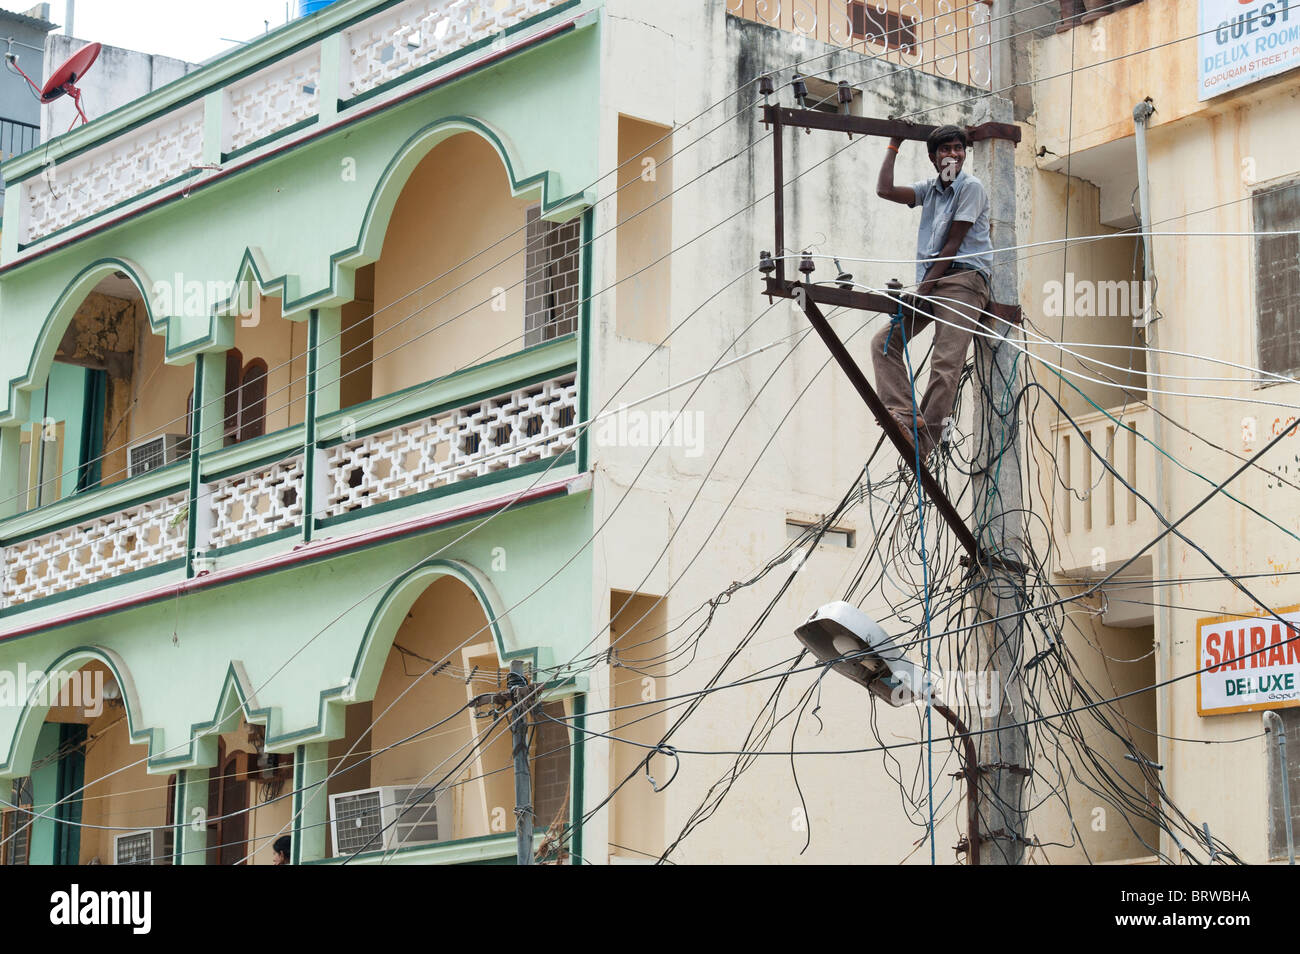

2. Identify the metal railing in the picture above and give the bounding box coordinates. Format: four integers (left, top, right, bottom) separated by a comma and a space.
0, 117, 39, 161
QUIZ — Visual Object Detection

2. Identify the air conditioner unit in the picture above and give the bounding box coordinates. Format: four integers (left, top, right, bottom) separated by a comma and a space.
113, 828, 168, 865
329, 785, 453, 857
127, 434, 190, 477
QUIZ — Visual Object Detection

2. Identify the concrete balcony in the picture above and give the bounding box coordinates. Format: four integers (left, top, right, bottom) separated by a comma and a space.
725, 0, 994, 90
1050, 402, 1155, 579
0, 0, 581, 257
0, 336, 580, 618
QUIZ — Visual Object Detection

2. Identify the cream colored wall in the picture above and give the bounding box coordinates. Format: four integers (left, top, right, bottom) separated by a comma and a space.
370, 575, 508, 842
726, 0, 989, 88
371, 133, 532, 398
1034, 0, 1259, 159
616, 116, 673, 344
608, 591, 667, 860
233, 295, 307, 433
1030, 11, 1300, 862
123, 299, 193, 475
77, 706, 171, 864
1135, 81, 1300, 864
1021, 169, 1146, 418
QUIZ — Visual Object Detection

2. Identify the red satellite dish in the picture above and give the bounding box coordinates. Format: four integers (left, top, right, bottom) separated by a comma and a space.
6, 41, 101, 130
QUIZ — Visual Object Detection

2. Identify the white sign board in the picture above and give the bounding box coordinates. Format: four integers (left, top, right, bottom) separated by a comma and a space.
1198, 0, 1300, 100
1197, 606, 1300, 716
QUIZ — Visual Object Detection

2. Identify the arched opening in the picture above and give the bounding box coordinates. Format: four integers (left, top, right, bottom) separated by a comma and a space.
18, 271, 191, 510
203, 717, 293, 866
0, 660, 177, 866
324, 574, 572, 860
336, 130, 578, 411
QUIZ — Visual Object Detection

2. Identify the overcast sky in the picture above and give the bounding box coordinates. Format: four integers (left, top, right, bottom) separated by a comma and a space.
43, 0, 300, 64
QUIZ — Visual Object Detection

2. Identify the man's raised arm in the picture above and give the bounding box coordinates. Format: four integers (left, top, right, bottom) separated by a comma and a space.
876, 137, 916, 205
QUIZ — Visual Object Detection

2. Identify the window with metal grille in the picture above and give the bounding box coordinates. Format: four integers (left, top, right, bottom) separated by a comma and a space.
1255, 180, 1300, 379
850, 2, 918, 50
524, 206, 580, 347
1, 777, 33, 865
1267, 707, 1300, 859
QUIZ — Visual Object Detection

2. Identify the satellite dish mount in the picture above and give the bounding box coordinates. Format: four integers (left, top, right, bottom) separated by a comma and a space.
6, 42, 102, 131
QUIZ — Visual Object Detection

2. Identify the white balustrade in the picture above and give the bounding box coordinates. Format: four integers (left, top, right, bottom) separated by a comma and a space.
324, 372, 578, 517
345, 0, 570, 99
23, 104, 204, 243
0, 491, 188, 609
226, 50, 322, 153
207, 456, 306, 550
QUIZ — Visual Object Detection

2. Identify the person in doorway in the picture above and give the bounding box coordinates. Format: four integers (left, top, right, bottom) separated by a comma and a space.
872, 124, 993, 460
272, 835, 291, 865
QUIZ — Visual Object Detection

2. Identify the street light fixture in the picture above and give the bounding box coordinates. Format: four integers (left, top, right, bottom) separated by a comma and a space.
794, 601, 982, 865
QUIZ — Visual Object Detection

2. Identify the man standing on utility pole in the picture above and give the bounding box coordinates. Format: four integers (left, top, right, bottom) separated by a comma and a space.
872, 125, 994, 460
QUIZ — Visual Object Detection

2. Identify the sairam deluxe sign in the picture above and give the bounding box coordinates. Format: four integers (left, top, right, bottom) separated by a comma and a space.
1197, 605, 1300, 716
1199, 0, 1300, 100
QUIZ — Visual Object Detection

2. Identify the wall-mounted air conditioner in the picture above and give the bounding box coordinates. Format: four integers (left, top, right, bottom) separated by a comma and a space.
113, 828, 168, 865
127, 434, 190, 477
329, 785, 453, 857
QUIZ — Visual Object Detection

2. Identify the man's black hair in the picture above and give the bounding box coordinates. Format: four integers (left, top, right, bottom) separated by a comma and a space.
926, 124, 969, 158
274, 835, 291, 858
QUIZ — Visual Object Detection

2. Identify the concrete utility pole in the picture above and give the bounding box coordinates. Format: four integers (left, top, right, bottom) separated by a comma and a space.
970, 90, 1029, 865
508, 659, 536, 865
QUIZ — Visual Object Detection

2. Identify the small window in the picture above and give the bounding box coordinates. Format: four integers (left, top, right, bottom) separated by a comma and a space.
1254, 180, 1300, 379
787, 519, 856, 548
18, 422, 63, 509
221, 349, 269, 446
850, 2, 918, 51
524, 206, 581, 347
1, 777, 33, 865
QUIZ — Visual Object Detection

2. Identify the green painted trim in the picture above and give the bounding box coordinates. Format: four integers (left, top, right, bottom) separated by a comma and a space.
292, 745, 305, 865
1, 257, 168, 428
220, 115, 320, 164
0, 470, 189, 544
329, 363, 577, 447
3, 105, 594, 421
314, 451, 575, 529
577, 207, 593, 473
53, 722, 85, 865
206, 526, 301, 559
571, 691, 585, 865
0, 558, 187, 620
0, 645, 158, 776
0, 475, 574, 649
146, 661, 276, 770
199, 431, 307, 483
338, 0, 580, 110
304, 310, 320, 545
318, 334, 576, 441
185, 358, 204, 579
302, 829, 528, 865
16, 169, 201, 251
172, 768, 185, 865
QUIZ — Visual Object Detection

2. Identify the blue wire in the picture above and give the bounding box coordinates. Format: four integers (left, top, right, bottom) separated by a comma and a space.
892, 298, 936, 866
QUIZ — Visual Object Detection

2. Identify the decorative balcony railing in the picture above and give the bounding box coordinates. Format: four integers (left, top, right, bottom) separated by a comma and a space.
23, 104, 205, 243
206, 454, 307, 550
1050, 404, 1153, 576
0, 343, 579, 613
345, 0, 562, 99
9, 0, 577, 247
0, 483, 188, 609
323, 371, 577, 518
725, 0, 993, 91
